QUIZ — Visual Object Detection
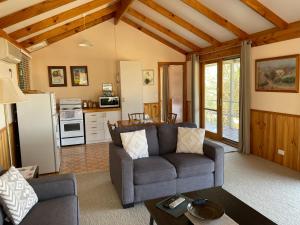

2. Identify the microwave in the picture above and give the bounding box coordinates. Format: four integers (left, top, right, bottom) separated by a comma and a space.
99, 96, 120, 108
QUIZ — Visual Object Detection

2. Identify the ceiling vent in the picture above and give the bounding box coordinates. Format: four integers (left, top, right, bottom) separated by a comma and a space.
26, 41, 48, 52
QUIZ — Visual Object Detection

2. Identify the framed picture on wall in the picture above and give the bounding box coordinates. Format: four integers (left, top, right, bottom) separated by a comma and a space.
48, 66, 67, 87
255, 54, 299, 92
143, 69, 154, 86
70, 66, 89, 86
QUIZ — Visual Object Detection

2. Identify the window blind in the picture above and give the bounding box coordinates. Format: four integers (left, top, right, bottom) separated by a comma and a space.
18, 53, 30, 91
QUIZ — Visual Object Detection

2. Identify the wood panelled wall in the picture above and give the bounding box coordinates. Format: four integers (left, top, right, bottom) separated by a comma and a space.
0, 124, 16, 170
144, 103, 160, 121
251, 109, 300, 172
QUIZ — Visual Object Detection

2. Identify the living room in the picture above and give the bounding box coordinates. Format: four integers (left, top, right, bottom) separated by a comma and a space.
0, 0, 300, 225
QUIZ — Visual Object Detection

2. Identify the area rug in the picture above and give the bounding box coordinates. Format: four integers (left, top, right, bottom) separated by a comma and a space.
76, 172, 149, 225
77, 153, 300, 225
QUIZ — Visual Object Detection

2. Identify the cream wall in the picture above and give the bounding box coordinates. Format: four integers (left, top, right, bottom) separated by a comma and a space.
0, 61, 18, 129
30, 19, 185, 103
251, 37, 300, 115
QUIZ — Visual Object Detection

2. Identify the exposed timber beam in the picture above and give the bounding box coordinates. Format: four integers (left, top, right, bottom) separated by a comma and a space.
122, 17, 187, 55
10, 0, 113, 40
127, 8, 201, 51
240, 0, 288, 29
0, 0, 75, 29
47, 13, 114, 46
181, 0, 248, 39
139, 0, 220, 46
115, 0, 135, 25
20, 3, 119, 48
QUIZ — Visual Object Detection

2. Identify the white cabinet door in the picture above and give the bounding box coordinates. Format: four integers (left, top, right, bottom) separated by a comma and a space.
120, 61, 143, 119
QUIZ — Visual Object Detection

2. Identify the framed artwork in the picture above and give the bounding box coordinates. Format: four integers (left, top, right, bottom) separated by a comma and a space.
255, 54, 299, 92
48, 66, 67, 87
143, 69, 154, 86
70, 66, 89, 86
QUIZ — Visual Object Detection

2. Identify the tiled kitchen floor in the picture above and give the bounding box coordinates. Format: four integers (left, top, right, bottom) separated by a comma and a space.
60, 143, 109, 174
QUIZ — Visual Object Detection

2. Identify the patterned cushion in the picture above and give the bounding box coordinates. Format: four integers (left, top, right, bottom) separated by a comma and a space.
176, 127, 205, 154
0, 167, 38, 225
120, 129, 149, 160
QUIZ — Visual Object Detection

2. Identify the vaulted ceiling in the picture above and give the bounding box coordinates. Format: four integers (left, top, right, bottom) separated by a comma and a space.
1, 0, 300, 55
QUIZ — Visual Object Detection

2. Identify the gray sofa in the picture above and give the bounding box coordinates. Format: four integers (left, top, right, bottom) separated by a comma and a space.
0, 173, 79, 225
109, 123, 224, 208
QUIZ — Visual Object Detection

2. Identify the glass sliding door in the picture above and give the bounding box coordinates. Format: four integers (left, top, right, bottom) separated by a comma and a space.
202, 58, 240, 144
203, 62, 219, 136
222, 59, 240, 142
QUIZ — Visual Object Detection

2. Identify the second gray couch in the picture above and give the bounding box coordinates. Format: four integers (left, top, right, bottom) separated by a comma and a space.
109, 123, 224, 208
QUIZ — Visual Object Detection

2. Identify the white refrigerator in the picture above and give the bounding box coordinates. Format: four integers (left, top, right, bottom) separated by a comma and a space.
17, 92, 61, 174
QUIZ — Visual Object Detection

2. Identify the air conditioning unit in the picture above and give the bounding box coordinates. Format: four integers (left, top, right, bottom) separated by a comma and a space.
0, 37, 22, 64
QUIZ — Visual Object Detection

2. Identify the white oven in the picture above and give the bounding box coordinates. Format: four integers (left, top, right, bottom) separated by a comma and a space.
59, 98, 85, 146
60, 120, 84, 138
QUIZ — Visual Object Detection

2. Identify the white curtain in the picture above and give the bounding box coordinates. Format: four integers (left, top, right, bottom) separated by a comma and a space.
191, 54, 200, 127
239, 40, 252, 154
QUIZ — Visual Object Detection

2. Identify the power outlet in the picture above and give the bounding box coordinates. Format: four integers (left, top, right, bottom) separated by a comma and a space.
278, 149, 285, 156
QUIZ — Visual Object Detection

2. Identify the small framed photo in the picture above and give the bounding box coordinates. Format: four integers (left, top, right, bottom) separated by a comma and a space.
256, 54, 299, 92
70, 66, 89, 86
48, 66, 67, 87
143, 69, 154, 86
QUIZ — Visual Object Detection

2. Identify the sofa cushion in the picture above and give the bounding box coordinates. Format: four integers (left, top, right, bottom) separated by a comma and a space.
134, 156, 177, 185
20, 196, 78, 225
113, 125, 159, 156
163, 153, 214, 178
158, 123, 197, 155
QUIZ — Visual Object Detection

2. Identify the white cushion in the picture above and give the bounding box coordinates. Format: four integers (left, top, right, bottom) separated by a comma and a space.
176, 127, 205, 154
120, 129, 149, 160
0, 166, 38, 225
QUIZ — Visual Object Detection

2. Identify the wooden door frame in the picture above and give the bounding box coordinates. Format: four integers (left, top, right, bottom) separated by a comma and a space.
200, 60, 223, 140
158, 62, 187, 121
200, 57, 241, 147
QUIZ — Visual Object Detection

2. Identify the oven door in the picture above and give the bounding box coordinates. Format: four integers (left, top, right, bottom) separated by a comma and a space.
60, 120, 84, 138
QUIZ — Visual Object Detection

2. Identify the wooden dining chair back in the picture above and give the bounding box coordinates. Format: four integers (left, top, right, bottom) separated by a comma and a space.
167, 113, 177, 124
128, 113, 145, 121
107, 120, 117, 140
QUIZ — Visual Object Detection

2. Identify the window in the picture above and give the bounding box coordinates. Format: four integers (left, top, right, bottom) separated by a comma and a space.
18, 53, 30, 91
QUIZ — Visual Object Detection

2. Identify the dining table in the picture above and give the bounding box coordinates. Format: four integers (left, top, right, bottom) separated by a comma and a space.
117, 118, 165, 127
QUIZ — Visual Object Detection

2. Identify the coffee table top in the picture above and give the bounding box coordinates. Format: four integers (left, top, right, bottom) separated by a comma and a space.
144, 187, 276, 225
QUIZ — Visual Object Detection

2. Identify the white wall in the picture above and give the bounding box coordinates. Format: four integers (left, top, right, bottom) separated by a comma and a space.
0, 61, 18, 129
251, 38, 300, 115
30, 19, 185, 103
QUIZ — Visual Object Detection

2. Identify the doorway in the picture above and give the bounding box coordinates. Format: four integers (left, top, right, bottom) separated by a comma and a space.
201, 58, 240, 144
158, 62, 186, 122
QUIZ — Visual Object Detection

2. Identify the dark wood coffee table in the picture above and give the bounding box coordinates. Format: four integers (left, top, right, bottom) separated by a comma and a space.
144, 187, 276, 225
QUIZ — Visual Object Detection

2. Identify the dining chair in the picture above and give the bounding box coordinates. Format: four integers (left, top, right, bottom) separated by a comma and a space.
107, 120, 117, 140
128, 113, 145, 121
167, 113, 177, 124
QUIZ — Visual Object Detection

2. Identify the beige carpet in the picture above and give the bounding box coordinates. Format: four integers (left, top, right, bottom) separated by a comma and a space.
77, 153, 300, 225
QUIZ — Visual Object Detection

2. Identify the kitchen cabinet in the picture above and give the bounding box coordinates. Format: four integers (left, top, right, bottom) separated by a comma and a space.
84, 110, 121, 144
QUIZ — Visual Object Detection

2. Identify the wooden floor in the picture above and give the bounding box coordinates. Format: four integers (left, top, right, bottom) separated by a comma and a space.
60, 143, 109, 174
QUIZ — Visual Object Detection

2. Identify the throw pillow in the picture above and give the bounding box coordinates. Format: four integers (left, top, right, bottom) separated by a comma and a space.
120, 129, 149, 160
176, 127, 205, 154
0, 166, 38, 225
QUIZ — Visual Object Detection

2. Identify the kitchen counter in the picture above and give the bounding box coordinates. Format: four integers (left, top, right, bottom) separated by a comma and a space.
83, 108, 121, 113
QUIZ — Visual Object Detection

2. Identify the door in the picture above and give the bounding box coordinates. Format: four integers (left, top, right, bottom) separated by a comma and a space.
119, 61, 143, 120
201, 58, 240, 144
159, 63, 186, 122
202, 62, 220, 139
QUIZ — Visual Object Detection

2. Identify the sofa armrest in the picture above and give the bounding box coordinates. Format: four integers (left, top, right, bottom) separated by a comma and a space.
28, 174, 77, 201
203, 139, 224, 187
109, 143, 134, 207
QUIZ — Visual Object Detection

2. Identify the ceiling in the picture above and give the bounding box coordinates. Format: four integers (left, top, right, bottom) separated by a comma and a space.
1, 0, 300, 54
